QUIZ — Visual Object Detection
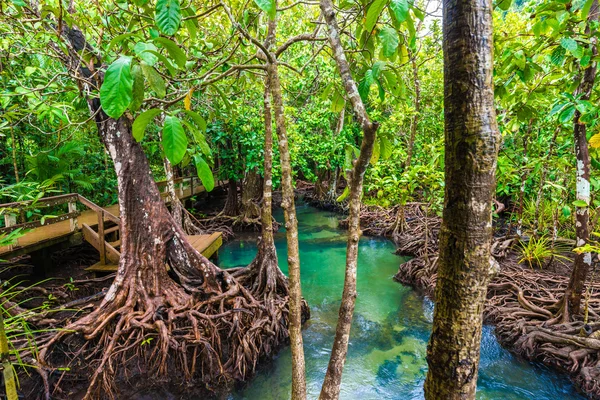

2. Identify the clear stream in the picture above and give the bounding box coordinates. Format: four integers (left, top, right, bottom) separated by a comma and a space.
218, 203, 583, 400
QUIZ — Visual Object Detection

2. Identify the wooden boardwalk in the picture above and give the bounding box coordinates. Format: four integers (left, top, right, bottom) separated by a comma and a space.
0, 176, 223, 266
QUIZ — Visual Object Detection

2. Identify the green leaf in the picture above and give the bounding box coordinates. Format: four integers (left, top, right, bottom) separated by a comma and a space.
132, 108, 161, 142
366, 0, 388, 32
370, 137, 381, 165
558, 105, 575, 124
182, 120, 211, 157
389, 0, 408, 24
133, 42, 158, 66
358, 69, 374, 102
162, 116, 188, 165
193, 154, 214, 191
336, 186, 350, 202
129, 64, 144, 112
141, 62, 166, 98
182, 110, 207, 132
582, 0, 594, 19
550, 46, 566, 66
144, 50, 177, 75
153, 37, 187, 69
573, 199, 588, 208
560, 37, 578, 52
155, 0, 181, 36
108, 33, 137, 51
372, 61, 386, 78
496, 0, 512, 11
378, 26, 399, 58
331, 91, 345, 113
253, 0, 276, 19
99, 56, 133, 119
380, 136, 392, 159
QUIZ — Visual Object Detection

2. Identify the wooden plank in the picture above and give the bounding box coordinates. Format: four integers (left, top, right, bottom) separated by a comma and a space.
85, 262, 119, 272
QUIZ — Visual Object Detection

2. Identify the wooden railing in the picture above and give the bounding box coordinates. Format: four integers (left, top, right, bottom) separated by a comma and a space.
1, 194, 80, 251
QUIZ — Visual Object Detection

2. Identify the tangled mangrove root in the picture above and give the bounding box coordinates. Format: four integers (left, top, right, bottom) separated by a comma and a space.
394, 215, 600, 399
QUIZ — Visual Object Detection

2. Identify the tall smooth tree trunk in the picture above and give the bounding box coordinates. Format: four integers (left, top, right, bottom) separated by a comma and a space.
405, 54, 421, 168
265, 8, 307, 399
318, 1, 379, 398
424, 0, 500, 399
564, 0, 598, 319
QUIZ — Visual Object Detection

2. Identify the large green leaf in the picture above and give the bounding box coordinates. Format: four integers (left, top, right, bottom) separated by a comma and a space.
550, 46, 566, 66
560, 37, 578, 53
99, 56, 133, 119
129, 64, 144, 112
378, 26, 399, 58
153, 37, 186, 68
380, 136, 393, 159
331, 91, 345, 113
194, 154, 214, 191
155, 0, 181, 36
141, 62, 166, 98
132, 108, 161, 142
496, 0, 512, 11
389, 0, 408, 24
366, 0, 388, 32
370, 137, 381, 165
162, 116, 188, 165
182, 110, 207, 132
253, 0, 276, 19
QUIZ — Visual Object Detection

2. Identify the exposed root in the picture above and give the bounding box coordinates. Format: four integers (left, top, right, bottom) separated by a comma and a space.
37, 233, 297, 399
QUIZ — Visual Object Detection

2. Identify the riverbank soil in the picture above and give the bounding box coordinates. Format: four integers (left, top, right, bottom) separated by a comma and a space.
324, 198, 600, 399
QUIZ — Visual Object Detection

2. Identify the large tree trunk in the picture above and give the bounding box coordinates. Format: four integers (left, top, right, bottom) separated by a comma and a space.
318, 1, 379, 398
563, 0, 598, 319
36, 21, 293, 399
240, 167, 263, 222
223, 178, 240, 216
423, 0, 500, 399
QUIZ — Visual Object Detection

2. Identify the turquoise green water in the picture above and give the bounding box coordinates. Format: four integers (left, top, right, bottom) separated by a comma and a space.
220, 204, 583, 400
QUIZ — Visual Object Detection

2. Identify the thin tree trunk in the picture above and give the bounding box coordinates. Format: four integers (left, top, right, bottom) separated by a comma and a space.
424, 0, 501, 399
318, 1, 379, 398
328, 107, 345, 200
163, 156, 184, 225
405, 55, 421, 168
9, 127, 19, 183
564, 0, 598, 318
265, 8, 307, 399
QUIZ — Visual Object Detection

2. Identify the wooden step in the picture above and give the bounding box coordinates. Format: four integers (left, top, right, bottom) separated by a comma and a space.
85, 262, 119, 272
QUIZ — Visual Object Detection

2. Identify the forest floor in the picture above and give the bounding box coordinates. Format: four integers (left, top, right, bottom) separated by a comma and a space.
302, 182, 600, 400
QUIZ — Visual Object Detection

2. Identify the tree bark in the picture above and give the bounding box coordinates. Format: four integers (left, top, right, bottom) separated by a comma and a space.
240, 167, 263, 222
9, 127, 20, 183
405, 54, 421, 168
318, 1, 379, 399
263, 7, 307, 399
223, 178, 240, 216
423, 1, 501, 399
564, 0, 598, 319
